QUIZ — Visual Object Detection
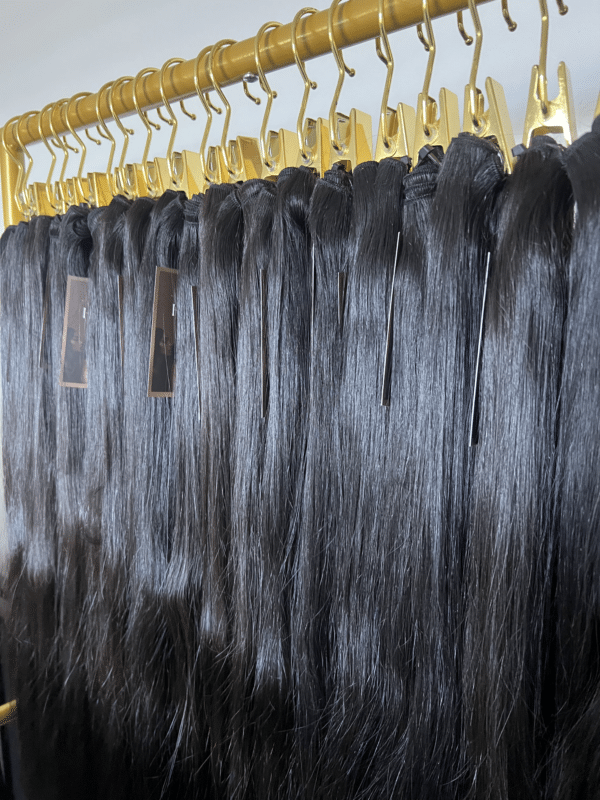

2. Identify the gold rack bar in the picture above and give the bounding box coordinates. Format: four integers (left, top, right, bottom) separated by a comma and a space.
1, 0, 494, 225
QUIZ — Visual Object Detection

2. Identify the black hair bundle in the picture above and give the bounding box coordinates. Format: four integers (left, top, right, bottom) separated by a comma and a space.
291, 163, 353, 796
548, 118, 600, 800
463, 136, 572, 800
196, 182, 243, 797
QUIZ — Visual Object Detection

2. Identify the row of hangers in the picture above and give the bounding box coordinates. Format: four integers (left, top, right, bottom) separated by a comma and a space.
2, 0, 593, 220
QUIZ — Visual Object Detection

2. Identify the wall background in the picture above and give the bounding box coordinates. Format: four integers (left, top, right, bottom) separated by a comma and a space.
0, 0, 598, 578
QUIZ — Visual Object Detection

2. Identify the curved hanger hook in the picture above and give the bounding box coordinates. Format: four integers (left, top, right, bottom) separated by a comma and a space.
65, 93, 92, 185
501, 0, 517, 31
254, 21, 283, 171
292, 7, 319, 163
13, 112, 38, 212
537, 0, 550, 115
418, 0, 436, 136
108, 77, 135, 173
132, 66, 162, 191
194, 45, 223, 182
2, 116, 25, 214
457, 11, 474, 45
464, 0, 484, 130
51, 99, 78, 186
40, 102, 67, 211
328, 0, 356, 155
158, 58, 186, 184
95, 81, 117, 176
207, 39, 238, 176
375, 0, 394, 151
38, 104, 58, 191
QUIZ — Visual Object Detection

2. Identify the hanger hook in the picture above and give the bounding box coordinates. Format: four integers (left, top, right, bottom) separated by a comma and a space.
501, 0, 517, 31
107, 77, 135, 195
193, 45, 223, 184
537, 0, 549, 115
254, 22, 282, 171
52, 99, 77, 187
328, 0, 356, 155
44, 101, 71, 212
132, 67, 161, 193
464, 0, 484, 131
418, 0, 436, 137
207, 39, 238, 177
376, 0, 394, 151
556, 0, 568, 15
457, 11, 474, 45
292, 7, 319, 163
2, 117, 26, 214
65, 93, 93, 200
13, 112, 38, 214
159, 58, 186, 185
95, 81, 117, 177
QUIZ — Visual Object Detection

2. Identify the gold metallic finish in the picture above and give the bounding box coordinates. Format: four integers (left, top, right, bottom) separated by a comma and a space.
207, 39, 239, 179
159, 59, 186, 187
413, 88, 460, 160
595, 93, 600, 122
254, 22, 283, 171
0, 700, 17, 726
522, 62, 577, 146
132, 67, 161, 196
296, 116, 331, 176
456, 11, 474, 45
501, 0, 517, 31
292, 7, 319, 163
108, 77, 135, 195
327, 0, 356, 156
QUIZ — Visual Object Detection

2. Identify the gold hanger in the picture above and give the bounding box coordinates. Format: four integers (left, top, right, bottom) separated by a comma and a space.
327, 0, 372, 169
522, 0, 576, 146
132, 67, 162, 197
12, 112, 38, 218
43, 100, 72, 213
106, 76, 137, 199
64, 93, 94, 204
31, 105, 60, 215
85, 81, 117, 207
156, 57, 200, 194
253, 21, 301, 179
460, 0, 515, 172
49, 98, 80, 211
193, 45, 223, 190
413, 0, 460, 162
374, 0, 416, 161
292, 7, 330, 176
205, 40, 237, 184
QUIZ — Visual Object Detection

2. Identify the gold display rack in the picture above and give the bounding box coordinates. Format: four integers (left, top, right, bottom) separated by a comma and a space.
0, 0, 493, 227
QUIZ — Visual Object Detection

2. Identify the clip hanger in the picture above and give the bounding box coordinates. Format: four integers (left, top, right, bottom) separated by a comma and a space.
460, 0, 515, 171
327, 0, 372, 170
292, 7, 330, 176
522, 0, 576, 146
374, 0, 415, 161
413, 0, 460, 162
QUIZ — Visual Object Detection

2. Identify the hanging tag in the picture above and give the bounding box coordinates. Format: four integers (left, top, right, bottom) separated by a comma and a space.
148, 266, 178, 398
59, 276, 89, 389
260, 269, 268, 418
381, 231, 402, 407
191, 285, 201, 413
469, 251, 491, 447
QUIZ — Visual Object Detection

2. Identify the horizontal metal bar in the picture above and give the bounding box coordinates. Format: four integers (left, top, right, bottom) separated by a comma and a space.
3, 0, 493, 148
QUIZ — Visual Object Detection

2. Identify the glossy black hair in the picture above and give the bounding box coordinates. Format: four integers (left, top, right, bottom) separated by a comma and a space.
463, 136, 572, 800
548, 117, 600, 800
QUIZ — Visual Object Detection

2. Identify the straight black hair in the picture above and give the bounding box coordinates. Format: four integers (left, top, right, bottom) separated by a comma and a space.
463, 136, 572, 800
548, 117, 600, 800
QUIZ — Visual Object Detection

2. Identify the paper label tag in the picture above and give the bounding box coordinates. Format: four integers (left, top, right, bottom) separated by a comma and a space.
148, 266, 177, 398
59, 276, 89, 388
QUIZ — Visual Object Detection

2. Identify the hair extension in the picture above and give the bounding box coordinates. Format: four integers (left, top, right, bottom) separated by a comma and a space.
161, 192, 212, 795
312, 156, 415, 800
82, 194, 135, 800
463, 136, 572, 800
226, 178, 277, 800
120, 190, 186, 799
0, 213, 67, 800
196, 182, 243, 798
403, 134, 506, 799
290, 163, 353, 797
547, 118, 600, 800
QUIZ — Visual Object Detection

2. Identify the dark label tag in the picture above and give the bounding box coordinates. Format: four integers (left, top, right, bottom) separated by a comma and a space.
148, 266, 177, 398
59, 276, 89, 388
